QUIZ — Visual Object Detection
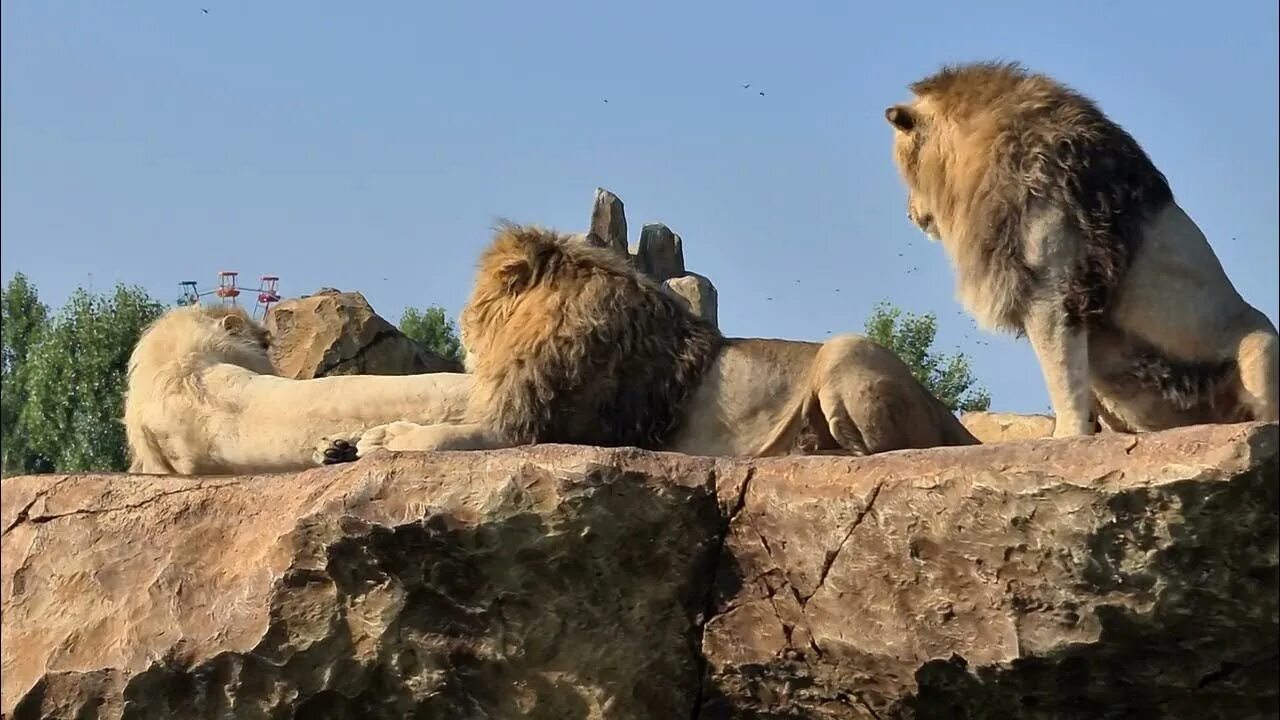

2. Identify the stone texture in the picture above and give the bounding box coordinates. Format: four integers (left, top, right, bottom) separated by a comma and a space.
664, 272, 719, 329
700, 423, 1279, 719
1, 447, 730, 720
3, 423, 1276, 719
636, 223, 686, 282
586, 187, 628, 255
265, 289, 461, 379
961, 411, 1057, 444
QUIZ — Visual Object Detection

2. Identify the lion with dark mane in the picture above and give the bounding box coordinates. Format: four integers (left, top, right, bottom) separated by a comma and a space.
884, 61, 1278, 436
349, 224, 977, 458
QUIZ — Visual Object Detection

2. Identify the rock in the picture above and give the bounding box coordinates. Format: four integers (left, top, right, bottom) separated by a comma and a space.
265, 289, 461, 378
0, 447, 729, 719
3, 423, 1276, 719
961, 411, 1057, 444
700, 422, 1278, 719
663, 272, 719, 328
587, 187, 628, 255
636, 223, 686, 282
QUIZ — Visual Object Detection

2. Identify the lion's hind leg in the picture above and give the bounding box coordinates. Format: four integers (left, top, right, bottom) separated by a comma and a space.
808, 384, 878, 456
819, 399, 870, 456
1236, 326, 1279, 422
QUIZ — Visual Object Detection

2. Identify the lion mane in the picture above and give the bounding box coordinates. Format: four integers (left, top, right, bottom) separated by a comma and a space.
885, 60, 1278, 434
887, 60, 1172, 332
123, 303, 473, 475
459, 223, 724, 448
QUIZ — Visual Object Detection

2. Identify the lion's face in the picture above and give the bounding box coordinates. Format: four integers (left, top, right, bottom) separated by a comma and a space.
885, 101, 943, 242
200, 306, 276, 372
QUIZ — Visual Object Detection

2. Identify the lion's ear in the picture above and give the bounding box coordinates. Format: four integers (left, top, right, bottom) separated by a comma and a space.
886, 105, 915, 132
219, 313, 246, 333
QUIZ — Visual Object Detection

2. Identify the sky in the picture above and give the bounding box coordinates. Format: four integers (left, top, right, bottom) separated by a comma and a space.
2, 0, 1277, 414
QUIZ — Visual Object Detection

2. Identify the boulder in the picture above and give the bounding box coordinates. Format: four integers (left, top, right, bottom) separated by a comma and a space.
961, 411, 1057, 444
2, 423, 1276, 719
0, 448, 728, 719
636, 223, 686, 282
586, 187, 628, 255
664, 272, 719, 329
700, 423, 1279, 719
264, 289, 461, 378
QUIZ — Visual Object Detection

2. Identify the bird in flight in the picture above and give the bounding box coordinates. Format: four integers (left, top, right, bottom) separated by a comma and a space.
758, 91, 766, 97
201, 7, 209, 13
742, 83, 750, 89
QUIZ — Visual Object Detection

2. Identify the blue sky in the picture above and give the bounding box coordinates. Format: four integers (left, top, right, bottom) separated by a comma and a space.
2, 1, 1276, 413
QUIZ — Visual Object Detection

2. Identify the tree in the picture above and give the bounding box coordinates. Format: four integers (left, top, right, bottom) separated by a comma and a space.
399, 305, 463, 363
19, 283, 165, 472
863, 301, 992, 413
1, 273, 51, 475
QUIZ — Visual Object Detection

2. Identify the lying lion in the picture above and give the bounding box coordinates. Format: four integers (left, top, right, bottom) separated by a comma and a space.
342, 224, 978, 459
123, 304, 473, 475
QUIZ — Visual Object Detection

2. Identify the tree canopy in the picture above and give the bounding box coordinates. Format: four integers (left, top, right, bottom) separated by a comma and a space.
863, 301, 992, 413
399, 305, 463, 363
1, 273, 51, 474
1, 276, 164, 475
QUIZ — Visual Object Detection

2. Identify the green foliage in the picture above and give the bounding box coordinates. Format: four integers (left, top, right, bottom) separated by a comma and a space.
399, 305, 463, 363
863, 301, 992, 413
2, 273, 52, 475
17, 283, 164, 473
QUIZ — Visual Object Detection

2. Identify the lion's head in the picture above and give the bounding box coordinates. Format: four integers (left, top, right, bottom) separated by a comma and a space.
459, 223, 723, 448
883, 61, 1052, 245
883, 61, 1172, 329
128, 304, 276, 385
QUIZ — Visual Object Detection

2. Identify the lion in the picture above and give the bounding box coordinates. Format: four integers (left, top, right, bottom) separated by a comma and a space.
344, 223, 978, 459
884, 61, 1278, 437
123, 303, 473, 475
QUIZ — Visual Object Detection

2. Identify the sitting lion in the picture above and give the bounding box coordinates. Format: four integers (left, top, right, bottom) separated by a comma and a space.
884, 61, 1278, 436
346, 224, 978, 459
123, 304, 473, 475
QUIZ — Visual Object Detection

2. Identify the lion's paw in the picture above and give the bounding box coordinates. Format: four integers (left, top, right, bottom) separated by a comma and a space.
355, 420, 425, 456
314, 436, 360, 466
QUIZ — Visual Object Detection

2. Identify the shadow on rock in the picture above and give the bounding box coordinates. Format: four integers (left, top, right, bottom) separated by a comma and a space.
894, 462, 1279, 720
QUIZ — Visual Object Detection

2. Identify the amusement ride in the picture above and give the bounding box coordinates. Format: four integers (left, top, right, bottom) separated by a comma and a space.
176, 272, 283, 319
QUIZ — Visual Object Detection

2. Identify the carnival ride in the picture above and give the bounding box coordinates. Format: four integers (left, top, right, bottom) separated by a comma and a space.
177, 272, 282, 319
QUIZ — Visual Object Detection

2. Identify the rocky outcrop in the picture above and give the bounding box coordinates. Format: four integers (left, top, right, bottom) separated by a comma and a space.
578, 187, 723, 330
700, 423, 1278, 719
664, 272, 719, 327
1, 449, 726, 719
961, 411, 1057, 444
586, 187, 628, 255
636, 223, 686, 282
265, 289, 461, 378
2, 423, 1276, 719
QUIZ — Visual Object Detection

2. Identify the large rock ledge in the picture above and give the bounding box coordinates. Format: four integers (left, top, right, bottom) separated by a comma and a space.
2, 423, 1276, 719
